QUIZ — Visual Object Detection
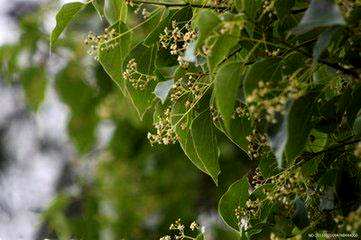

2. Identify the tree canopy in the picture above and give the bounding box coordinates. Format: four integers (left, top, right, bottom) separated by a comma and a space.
1, 0, 361, 239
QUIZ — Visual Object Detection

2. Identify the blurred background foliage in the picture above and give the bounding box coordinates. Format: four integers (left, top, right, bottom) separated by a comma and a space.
0, 1, 250, 239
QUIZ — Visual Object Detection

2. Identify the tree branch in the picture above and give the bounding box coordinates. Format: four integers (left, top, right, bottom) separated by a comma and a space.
295, 136, 361, 167
281, 40, 360, 80
133, 0, 229, 10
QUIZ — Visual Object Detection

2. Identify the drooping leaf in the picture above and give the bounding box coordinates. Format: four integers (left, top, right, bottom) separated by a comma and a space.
21, 66, 47, 111
123, 43, 158, 119
270, 94, 316, 167
171, 97, 208, 174
98, 22, 133, 94
234, 0, 261, 36
206, 25, 240, 72
55, 62, 98, 154
50, 2, 85, 48
195, 10, 221, 49
104, 0, 128, 24
144, 8, 172, 45
291, 0, 346, 35
191, 111, 221, 185
214, 115, 252, 152
218, 177, 249, 231
55, 62, 96, 114
292, 197, 309, 229
153, 79, 174, 104
243, 58, 281, 96
244, 53, 306, 96
215, 62, 242, 130
244, 53, 308, 167
285, 94, 316, 162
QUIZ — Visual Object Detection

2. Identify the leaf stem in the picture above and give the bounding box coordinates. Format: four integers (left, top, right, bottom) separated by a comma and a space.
133, 0, 229, 10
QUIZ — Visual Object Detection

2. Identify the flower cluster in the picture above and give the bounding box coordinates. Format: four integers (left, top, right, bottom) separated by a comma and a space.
84, 28, 118, 59
160, 219, 201, 240
246, 79, 302, 124
124, 0, 134, 6
219, 20, 244, 35
336, 207, 361, 232
246, 130, 269, 160
159, 21, 197, 68
235, 199, 259, 230
210, 105, 222, 123
249, 168, 264, 188
147, 109, 176, 145
134, 4, 151, 19
265, 48, 280, 57
122, 59, 155, 90
170, 74, 206, 104
264, 169, 307, 209
233, 101, 250, 119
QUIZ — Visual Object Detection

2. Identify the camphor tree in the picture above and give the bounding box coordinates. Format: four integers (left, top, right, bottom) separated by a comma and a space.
50, 0, 361, 239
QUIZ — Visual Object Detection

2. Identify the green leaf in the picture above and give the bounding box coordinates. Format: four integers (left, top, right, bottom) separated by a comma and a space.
195, 10, 221, 49
104, 0, 128, 24
206, 27, 240, 73
55, 62, 98, 154
92, 0, 104, 19
144, 8, 172, 45
270, 94, 316, 167
292, 197, 309, 229
98, 22, 133, 95
153, 79, 174, 104
191, 111, 221, 185
285, 94, 316, 161
270, 95, 315, 167
50, 2, 85, 48
123, 43, 158, 119
171, 97, 208, 174
215, 62, 242, 130
214, 115, 252, 152
218, 177, 249, 231
243, 54, 308, 167
244, 53, 305, 96
291, 0, 345, 35
234, 0, 261, 36
21, 67, 47, 111
244, 58, 281, 96
55, 62, 96, 114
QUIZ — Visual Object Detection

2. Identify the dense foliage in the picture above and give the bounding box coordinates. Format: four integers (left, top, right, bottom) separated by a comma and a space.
2, 0, 361, 239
